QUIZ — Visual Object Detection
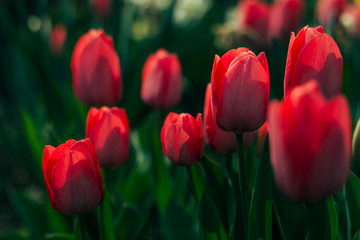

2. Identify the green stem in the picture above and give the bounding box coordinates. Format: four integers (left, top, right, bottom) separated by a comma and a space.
77, 214, 87, 240
308, 201, 326, 240
343, 187, 352, 240
186, 166, 199, 203
236, 133, 249, 238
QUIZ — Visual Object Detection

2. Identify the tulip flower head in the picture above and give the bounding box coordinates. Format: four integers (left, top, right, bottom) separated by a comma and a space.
86, 107, 130, 168
316, 0, 346, 27
161, 112, 204, 166
269, 0, 303, 42
211, 47, 270, 132
237, 0, 270, 44
203, 83, 255, 152
269, 80, 351, 201
141, 49, 182, 109
91, 0, 112, 19
284, 25, 343, 98
49, 24, 67, 56
71, 29, 122, 106
42, 139, 103, 215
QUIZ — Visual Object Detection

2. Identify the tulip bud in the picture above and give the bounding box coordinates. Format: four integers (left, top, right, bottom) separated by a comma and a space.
211, 47, 270, 132
316, 0, 346, 27
161, 112, 204, 166
340, 4, 360, 36
90, 0, 112, 18
86, 107, 130, 168
284, 25, 343, 98
269, 80, 351, 201
49, 24, 67, 56
237, 0, 270, 45
71, 29, 122, 106
42, 139, 103, 215
269, 0, 303, 42
203, 83, 255, 152
141, 49, 182, 109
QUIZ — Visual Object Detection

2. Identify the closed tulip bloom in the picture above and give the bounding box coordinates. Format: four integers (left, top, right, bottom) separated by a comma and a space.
42, 139, 103, 215
269, 0, 303, 41
141, 49, 182, 109
237, 0, 270, 44
316, 0, 346, 26
269, 80, 351, 201
203, 83, 255, 152
211, 47, 270, 132
71, 29, 122, 106
91, 0, 112, 18
161, 112, 204, 166
49, 24, 67, 56
284, 25, 343, 98
86, 107, 130, 168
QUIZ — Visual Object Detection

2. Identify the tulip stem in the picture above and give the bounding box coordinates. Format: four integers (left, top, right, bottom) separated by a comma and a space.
77, 214, 88, 240
186, 166, 199, 203
236, 133, 249, 238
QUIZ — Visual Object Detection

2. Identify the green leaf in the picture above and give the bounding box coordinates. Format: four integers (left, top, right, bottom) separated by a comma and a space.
199, 193, 228, 240
188, 164, 206, 202
102, 189, 116, 240
151, 112, 171, 212
20, 109, 43, 168
44, 233, 74, 239
115, 206, 141, 240
327, 196, 339, 240
346, 172, 360, 237
248, 137, 272, 240
163, 201, 198, 240
199, 193, 222, 233
273, 187, 308, 240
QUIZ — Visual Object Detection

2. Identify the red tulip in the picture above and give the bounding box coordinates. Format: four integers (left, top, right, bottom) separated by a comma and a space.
91, 0, 112, 18
211, 47, 270, 132
42, 139, 103, 215
269, 0, 303, 41
86, 107, 130, 168
340, 4, 360, 36
316, 0, 346, 26
237, 0, 270, 44
141, 49, 182, 109
203, 83, 255, 153
71, 29, 122, 106
284, 25, 343, 98
269, 80, 351, 201
49, 24, 67, 56
161, 112, 204, 166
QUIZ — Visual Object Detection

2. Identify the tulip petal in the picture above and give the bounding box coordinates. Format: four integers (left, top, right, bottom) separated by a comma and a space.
218, 54, 269, 131
86, 107, 100, 138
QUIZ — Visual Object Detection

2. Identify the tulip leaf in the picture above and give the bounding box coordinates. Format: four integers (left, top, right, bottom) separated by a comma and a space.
187, 164, 206, 202
248, 137, 272, 240
115, 206, 141, 240
345, 172, 360, 237
44, 233, 74, 239
163, 201, 198, 240
151, 112, 171, 212
201, 155, 234, 233
102, 189, 116, 240
334, 189, 351, 240
20, 109, 43, 170
199, 193, 228, 240
327, 196, 338, 240
273, 187, 308, 240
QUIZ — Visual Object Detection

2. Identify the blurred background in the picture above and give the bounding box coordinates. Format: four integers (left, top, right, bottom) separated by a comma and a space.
1, 0, 360, 239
